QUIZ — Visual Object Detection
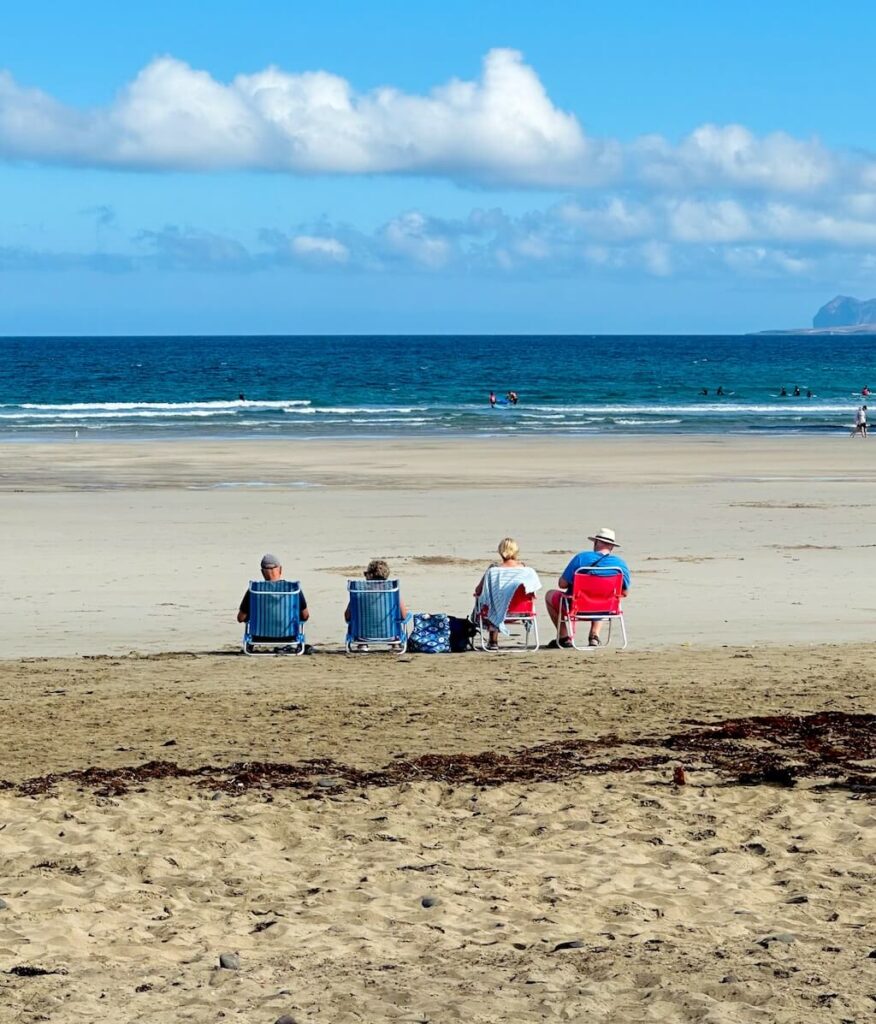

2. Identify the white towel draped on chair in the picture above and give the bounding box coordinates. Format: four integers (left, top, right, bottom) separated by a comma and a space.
474, 566, 542, 634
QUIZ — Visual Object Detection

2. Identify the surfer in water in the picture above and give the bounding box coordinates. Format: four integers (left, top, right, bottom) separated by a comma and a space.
489, 391, 497, 408
506, 391, 518, 405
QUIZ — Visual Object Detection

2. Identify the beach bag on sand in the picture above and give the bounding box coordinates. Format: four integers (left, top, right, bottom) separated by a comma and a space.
449, 615, 476, 652
408, 613, 451, 653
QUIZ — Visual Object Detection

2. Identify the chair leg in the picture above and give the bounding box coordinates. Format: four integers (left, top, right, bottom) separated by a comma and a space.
476, 615, 491, 652
618, 615, 628, 650
569, 619, 591, 651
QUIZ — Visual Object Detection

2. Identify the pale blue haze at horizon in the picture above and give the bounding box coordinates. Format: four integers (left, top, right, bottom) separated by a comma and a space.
1, 0, 876, 334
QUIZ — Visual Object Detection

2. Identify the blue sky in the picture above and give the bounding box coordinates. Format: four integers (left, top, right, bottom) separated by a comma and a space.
2, 0, 875, 334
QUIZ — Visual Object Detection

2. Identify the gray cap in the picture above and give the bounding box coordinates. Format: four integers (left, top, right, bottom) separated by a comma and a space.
260, 553, 282, 569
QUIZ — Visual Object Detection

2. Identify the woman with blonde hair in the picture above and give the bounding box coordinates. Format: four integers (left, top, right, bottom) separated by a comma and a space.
473, 538, 541, 650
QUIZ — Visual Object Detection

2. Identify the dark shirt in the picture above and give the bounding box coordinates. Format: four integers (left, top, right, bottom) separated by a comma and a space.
239, 587, 307, 620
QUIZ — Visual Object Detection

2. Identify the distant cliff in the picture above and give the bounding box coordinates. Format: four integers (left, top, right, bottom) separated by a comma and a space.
813, 295, 876, 328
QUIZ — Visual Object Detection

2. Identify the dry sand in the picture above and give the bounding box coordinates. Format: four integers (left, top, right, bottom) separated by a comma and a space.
1, 436, 874, 1022
0, 646, 874, 1023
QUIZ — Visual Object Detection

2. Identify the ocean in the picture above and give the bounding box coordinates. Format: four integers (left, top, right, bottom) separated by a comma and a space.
0, 334, 870, 439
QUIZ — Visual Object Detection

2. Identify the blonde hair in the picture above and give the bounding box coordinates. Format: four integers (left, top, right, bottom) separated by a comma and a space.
497, 537, 519, 560
364, 559, 390, 580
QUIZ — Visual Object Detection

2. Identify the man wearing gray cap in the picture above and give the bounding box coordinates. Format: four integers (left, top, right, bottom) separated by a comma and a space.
237, 553, 309, 624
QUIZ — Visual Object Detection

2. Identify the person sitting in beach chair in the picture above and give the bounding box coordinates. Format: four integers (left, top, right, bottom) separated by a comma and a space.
472, 538, 541, 651
345, 559, 410, 653
238, 553, 309, 655
545, 528, 630, 649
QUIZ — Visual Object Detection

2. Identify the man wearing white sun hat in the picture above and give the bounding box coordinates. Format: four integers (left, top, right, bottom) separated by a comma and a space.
545, 527, 630, 648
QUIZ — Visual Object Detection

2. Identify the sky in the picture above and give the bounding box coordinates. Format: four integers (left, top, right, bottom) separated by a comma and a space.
2, 0, 876, 334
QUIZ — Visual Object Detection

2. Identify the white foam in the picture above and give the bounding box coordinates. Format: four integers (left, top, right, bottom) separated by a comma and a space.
14, 399, 310, 412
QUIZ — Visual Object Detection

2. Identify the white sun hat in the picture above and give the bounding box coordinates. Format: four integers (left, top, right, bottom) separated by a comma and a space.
588, 527, 620, 548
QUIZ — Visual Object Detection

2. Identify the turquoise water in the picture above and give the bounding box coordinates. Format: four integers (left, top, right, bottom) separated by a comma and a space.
0, 334, 871, 438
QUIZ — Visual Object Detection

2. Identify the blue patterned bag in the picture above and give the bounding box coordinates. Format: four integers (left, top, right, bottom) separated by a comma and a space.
408, 613, 451, 654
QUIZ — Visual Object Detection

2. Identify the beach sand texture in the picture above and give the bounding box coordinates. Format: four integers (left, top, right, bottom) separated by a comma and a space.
1, 435, 874, 1022
0, 646, 874, 1023
0, 436, 875, 656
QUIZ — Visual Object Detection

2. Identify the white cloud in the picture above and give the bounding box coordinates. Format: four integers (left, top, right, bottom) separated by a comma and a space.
289, 235, 349, 264
1, 51, 871, 196
0, 50, 613, 187
380, 212, 453, 267
636, 124, 836, 193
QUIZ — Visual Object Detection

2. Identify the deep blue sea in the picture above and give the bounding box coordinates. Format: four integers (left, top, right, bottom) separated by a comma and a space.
0, 335, 871, 439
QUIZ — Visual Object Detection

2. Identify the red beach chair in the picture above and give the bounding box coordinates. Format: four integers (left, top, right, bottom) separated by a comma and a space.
558, 567, 628, 650
475, 581, 540, 652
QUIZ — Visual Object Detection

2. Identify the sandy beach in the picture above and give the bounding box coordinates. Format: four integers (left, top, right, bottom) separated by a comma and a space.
1, 645, 874, 1022
0, 436, 874, 656
0, 435, 874, 1022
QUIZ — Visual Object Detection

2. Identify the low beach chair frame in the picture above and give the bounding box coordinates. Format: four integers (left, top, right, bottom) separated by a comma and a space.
242, 579, 306, 656
474, 580, 540, 653
558, 567, 628, 651
345, 578, 411, 653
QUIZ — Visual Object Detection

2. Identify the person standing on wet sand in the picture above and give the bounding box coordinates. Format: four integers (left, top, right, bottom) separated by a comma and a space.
852, 405, 868, 438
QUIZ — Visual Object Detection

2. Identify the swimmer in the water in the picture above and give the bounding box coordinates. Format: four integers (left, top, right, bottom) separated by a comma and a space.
489, 391, 497, 408
700, 388, 709, 396
780, 387, 788, 397
794, 385, 801, 397
807, 389, 813, 398
238, 393, 246, 401
716, 386, 724, 396
507, 391, 518, 405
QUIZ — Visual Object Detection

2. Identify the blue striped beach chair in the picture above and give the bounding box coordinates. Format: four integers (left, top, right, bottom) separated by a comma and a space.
242, 579, 306, 655
345, 579, 411, 653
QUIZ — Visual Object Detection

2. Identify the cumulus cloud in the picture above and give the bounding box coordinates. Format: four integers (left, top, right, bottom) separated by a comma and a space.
289, 235, 349, 264
10, 188, 876, 283
635, 125, 837, 193
2, 50, 873, 194
136, 225, 250, 269
0, 50, 613, 187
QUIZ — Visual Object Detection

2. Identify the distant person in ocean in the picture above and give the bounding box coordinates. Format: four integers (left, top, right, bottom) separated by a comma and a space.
793, 385, 801, 397
716, 386, 724, 396
507, 391, 519, 405
237, 553, 309, 625
852, 405, 868, 438
489, 391, 497, 408
700, 388, 708, 396
238, 393, 246, 401
807, 390, 813, 399
780, 387, 788, 397
863, 386, 871, 397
